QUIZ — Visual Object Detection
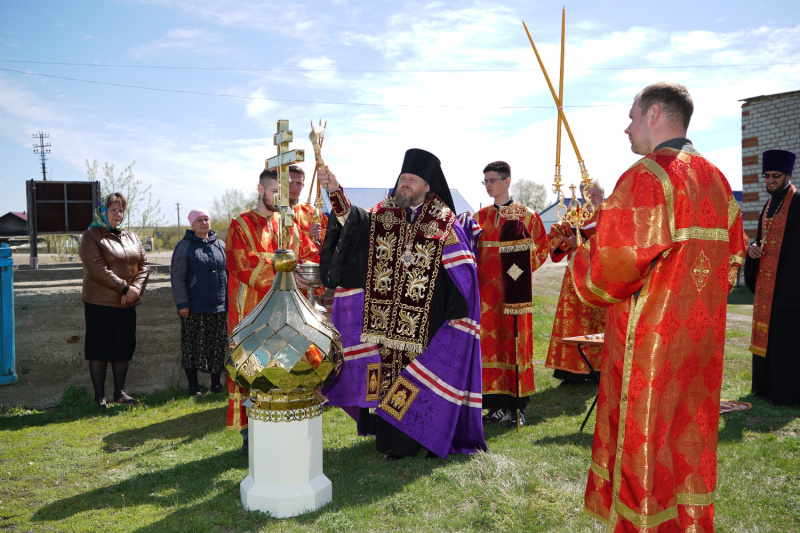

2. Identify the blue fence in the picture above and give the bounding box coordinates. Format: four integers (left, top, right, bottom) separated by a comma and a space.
0, 243, 17, 385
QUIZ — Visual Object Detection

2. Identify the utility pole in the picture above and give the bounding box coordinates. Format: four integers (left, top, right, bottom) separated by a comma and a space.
32, 132, 51, 181
176, 202, 181, 238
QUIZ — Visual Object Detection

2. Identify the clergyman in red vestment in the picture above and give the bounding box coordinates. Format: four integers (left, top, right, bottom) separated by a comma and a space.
225, 169, 318, 454
474, 161, 549, 427
571, 82, 746, 531
545, 180, 607, 383
744, 149, 800, 406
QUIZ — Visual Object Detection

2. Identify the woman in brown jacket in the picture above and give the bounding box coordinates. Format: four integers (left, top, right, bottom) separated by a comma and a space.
79, 192, 150, 408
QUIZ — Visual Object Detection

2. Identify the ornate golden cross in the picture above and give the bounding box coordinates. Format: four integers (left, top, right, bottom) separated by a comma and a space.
266, 120, 305, 243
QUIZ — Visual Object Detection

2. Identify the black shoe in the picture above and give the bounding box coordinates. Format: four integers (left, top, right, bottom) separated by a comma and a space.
508, 411, 525, 428
241, 439, 248, 456
114, 391, 138, 406
484, 408, 512, 425
93, 397, 107, 410
387, 454, 404, 461
426, 450, 438, 459
189, 385, 202, 397
210, 383, 224, 394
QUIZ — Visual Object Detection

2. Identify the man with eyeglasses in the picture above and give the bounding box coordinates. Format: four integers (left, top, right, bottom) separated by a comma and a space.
570, 82, 746, 530
744, 149, 800, 406
473, 161, 549, 427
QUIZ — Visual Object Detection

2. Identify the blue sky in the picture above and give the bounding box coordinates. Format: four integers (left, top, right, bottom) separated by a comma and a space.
1, 0, 799, 225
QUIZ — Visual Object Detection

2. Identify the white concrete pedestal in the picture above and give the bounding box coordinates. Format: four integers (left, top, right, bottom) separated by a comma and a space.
240, 412, 332, 518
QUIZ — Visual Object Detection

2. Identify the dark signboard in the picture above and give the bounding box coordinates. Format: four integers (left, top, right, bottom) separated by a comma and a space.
26, 180, 100, 234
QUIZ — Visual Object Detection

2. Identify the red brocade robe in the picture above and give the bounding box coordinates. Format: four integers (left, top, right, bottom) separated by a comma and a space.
224, 208, 319, 430
571, 143, 746, 531
293, 202, 328, 261
545, 214, 606, 375
475, 203, 549, 398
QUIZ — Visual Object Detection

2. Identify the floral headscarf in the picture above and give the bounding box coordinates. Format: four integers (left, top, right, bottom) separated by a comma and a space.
89, 194, 125, 231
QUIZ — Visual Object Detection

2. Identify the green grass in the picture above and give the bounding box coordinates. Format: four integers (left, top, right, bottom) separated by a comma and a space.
2, 270, 799, 532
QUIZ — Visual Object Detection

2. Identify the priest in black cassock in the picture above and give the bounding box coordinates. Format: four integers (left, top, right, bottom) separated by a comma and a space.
317, 149, 486, 460
745, 149, 800, 405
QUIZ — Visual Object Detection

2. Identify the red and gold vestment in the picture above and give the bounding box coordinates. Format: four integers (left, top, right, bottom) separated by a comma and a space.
224, 208, 319, 430
293, 202, 328, 261
545, 214, 606, 375
475, 203, 549, 398
571, 143, 746, 531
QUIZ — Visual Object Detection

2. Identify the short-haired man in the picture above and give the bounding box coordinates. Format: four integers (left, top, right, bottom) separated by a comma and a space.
745, 149, 800, 405
571, 82, 746, 530
288, 165, 328, 251
224, 168, 319, 454
474, 161, 549, 427
545, 180, 606, 383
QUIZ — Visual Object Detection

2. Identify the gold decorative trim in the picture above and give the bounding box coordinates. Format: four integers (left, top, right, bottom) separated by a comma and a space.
614, 499, 678, 528
379, 376, 420, 421
477, 240, 503, 248
498, 240, 533, 253
728, 195, 741, 230
673, 227, 729, 242
590, 461, 610, 481
366, 363, 381, 402
640, 159, 675, 239
481, 361, 534, 371
504, 304, 534, 315
246, 404, 325, 422
609, 274, 653, 527
676, 491, 715, 506
444, 228, 460, 247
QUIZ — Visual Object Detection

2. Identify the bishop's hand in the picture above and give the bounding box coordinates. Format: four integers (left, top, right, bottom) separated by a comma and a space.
317, 166, 340, 193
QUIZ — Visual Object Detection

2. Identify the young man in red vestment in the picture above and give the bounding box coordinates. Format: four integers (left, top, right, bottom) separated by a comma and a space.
744, 149, 800, 405
474, 161, 549, 427
288, 165, 327, 254
545, 180, 606, 384
571, 82, 746, 531
225, 169, 318, 454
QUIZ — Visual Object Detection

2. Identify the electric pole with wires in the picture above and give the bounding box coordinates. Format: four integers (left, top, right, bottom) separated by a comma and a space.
32, 132, 51, 181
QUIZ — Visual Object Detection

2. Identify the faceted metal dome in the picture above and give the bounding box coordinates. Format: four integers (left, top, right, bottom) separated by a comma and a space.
226, 250, 342, 409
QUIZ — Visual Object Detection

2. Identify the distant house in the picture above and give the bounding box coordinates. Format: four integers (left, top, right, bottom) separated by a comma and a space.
317, 188, 475, 216
0, 212, 27, 245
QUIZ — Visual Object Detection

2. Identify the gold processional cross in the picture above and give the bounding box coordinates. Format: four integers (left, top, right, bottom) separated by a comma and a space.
266, 120, 305, 249
523, 9, 595, 245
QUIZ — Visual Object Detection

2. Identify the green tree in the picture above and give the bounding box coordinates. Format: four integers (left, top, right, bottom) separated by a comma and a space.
212, 188, 257, 223
86, 159, 165, 230
510, 178, 550, 212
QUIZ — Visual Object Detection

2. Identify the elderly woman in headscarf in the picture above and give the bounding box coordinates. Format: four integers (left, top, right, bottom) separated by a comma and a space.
170, 208, 228, 395
79, 192, 150, 408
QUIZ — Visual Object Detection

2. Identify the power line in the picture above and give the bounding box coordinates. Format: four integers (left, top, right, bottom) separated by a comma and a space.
2, 58, 798, 72
0, 67, 624, 109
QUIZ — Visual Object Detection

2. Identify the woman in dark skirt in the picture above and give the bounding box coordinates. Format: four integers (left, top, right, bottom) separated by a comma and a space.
170, 208, 228, 395
79, 192, 150, 408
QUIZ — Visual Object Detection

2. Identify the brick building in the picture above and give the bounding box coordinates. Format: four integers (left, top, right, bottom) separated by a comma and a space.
740, 89, 800, 235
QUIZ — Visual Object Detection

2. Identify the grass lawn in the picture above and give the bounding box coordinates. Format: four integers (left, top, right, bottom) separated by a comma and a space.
1, 267, 798, 532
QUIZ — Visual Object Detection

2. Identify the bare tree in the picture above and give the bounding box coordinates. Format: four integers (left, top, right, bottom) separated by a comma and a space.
212, 188, 258, 223
511, 179, 550, 212
86, 159, 164, 229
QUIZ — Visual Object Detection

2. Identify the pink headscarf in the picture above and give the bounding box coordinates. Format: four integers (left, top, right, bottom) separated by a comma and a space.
187, 207, 211, 226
